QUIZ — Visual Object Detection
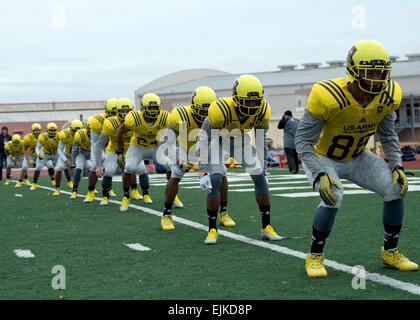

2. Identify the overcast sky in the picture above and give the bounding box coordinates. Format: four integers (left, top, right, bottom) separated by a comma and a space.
1, 0, 419, 103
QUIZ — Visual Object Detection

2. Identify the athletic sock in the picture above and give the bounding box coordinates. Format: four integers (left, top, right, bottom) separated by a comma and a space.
207, 209, 218, 230
163, 202, 172, 216
219, 201, 227, 214
383, 224, 402, 251
259, 205, 270, 229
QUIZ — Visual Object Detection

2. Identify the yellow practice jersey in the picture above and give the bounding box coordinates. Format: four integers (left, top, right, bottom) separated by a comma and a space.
74, 128, 91, 151
38, 133, 59, 155
170, 105, 202, 153
207, 97, 271, 133
102, 116, 134, 153
23, 133, 39, 157
58, 128, 75, 156
308, 78, 402, 161
125, 110, 170, 148
5, 140, 24, 156
90, 113, 108, 135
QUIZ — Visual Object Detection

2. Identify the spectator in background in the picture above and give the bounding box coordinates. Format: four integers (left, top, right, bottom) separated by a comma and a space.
0, 126, 12, 181
278, 110, 300, 174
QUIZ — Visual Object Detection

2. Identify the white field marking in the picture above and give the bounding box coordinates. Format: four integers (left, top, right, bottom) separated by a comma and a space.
13, 249, 35, 258
22, 182, 420, 296
273, 190, 375, 197
125, 243, 151, 251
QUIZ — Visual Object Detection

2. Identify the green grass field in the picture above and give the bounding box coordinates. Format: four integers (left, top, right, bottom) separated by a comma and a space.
1, 168, 420, 300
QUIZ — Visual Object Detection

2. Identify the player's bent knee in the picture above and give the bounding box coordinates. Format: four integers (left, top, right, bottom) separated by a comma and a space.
251, 173, 269, 195
208, 173, 223, 198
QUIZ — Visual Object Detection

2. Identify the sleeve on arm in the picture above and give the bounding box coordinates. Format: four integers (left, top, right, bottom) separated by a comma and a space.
294, 108, 326, 178
377, 111, 402, 168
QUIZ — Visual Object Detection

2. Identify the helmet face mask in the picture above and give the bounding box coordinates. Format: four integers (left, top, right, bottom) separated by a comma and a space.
346, 40, 392, 95
12, 134, 21, 145
191, 86, 216, 122
116, 98, 134, 120
70, 120, 83, 134
105, 98, 118, 117
141, 93, 161, 119
232, 75, 264, 116
46, 123, 57, 138
31, 123, 42, 137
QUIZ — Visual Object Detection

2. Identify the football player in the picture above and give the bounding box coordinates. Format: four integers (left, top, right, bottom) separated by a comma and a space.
159, 86, 232, 231
196, 74, 282, 244
116, 93, 171, 211
53, 119, 83, 196
97, 98, 145, 205
15, 123, 41, 187
295, 39, 418, 277
30, 122, 59, 190
4, 134, 24, 185
84, 99, 118, 203
70, 118, 93, 198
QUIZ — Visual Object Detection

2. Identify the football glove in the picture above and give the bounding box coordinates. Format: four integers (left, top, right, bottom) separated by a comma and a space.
313, 172, 342, 206
11, 156, 16, 162
392, 166, 408, 198
199, 172, 212, 194
177, 160, 194, 172
38, 152, 44, 160
117, 153, 125, 169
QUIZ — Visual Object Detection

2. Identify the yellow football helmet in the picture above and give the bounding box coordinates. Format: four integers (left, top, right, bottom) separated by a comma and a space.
86, 117, 93, 133
191, 86, 217, 122
116, 98, 134, 120
46, 122, 58, 137
105, 98, 118, 117
141, 93, 161, 119
12, 134, 21, 144
31, 123, 42, 136
346, 39, 391, 94
232, 74, 264, 116
70, 119, 83, 133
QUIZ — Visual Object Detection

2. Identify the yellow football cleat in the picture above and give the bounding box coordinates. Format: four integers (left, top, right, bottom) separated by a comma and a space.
100, 197, 109, 206
261, 225, 282, 241
109, 189, 117, 197
161, 215, 175, 230
381, 247, 418, 271
70, 191, 77, 199
94, 189, 98, 194
120, 196, 130, 212
131, 189, 143, 200
67, 181, 73, 188
174, 195, 183, 208
51, 179, 55, 186
4, 179, 10, 186
306, 253, 328, 278
204, 228, 219, 245
219, 213, 236, 227
53, 188, 60, 196
15, 181, 23, 188
83, 191, 95, 203
24, 179, 31, 185
143, 194, 153, 204
30, 183, 37, 190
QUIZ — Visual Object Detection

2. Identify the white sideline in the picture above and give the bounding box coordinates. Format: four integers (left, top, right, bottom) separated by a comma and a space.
26, 183, 420, 296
